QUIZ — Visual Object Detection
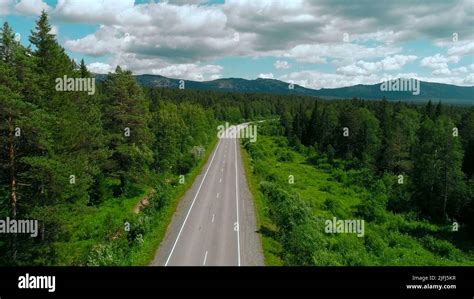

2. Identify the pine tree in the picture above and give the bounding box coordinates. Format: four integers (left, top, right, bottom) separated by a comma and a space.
102, 66, 154, 194
0, 20, 50, 261
304, 101, 319, 147
79, 59, 90, 77
381, 107, 420, 173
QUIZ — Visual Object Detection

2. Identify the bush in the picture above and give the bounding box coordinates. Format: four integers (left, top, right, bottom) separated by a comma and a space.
276, 150, 295, 162
147, 185, 171, 213
87, 242, 127, 266
322, 197, 349, 218
281, 221, 324, 265
259, 181, 311, 232
356, 190, 388, 223
421, 235, 462, 259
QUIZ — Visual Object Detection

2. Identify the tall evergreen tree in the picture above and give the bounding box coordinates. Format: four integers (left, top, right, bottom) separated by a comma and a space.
304, 101, 319, 147
102, 66, 154, 194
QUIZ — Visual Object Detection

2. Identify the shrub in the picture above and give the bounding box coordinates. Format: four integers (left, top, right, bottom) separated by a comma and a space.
87, 242, 126, 266
276, 150, 295, 162
421, 235, 462, 259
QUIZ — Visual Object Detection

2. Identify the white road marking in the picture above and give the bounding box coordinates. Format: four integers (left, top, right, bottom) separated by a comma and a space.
212, 214, 215, 223
216, 193, 220, 198
234, 137, 241, 266
164, 139, 222, 266
203, 251, 208, 265
219, 178, 222, 183
221, 167, 224, 172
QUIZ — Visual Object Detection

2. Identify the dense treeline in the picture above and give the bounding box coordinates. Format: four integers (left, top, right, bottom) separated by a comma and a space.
0, 13, 274, 265
277, 99, 474, 232
244, 118, 474, 265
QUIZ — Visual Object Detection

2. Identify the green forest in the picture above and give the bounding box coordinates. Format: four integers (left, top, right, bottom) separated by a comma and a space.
0, 13, 271, 265
1, 12, 473, 266
242, 101, 474, 265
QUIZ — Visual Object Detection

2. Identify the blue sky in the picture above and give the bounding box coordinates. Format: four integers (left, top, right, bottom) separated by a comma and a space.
1, 0, 473, 88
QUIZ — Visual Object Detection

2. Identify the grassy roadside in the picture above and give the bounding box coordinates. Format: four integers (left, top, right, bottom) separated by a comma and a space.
240, 137, 282, 266
131, 136, 219, 265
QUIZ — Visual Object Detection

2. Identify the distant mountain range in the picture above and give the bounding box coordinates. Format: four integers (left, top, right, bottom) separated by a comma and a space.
95, 74, 474, 105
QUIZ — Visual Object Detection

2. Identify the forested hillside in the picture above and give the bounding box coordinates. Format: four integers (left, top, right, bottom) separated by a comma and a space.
100, 74, 474, 105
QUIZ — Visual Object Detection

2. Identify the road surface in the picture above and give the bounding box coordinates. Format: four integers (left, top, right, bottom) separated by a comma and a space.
151, 124, 264, 266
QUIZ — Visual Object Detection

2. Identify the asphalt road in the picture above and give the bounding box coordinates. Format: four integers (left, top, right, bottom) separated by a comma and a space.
151, 124, 264, 266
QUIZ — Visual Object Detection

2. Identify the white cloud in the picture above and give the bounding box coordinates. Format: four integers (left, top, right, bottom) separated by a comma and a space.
452, 66, 468, 74
282, 43, 401, 65
15, 0, 50, 16
53, 0, 139, 24
87, 62, 114, 74
420, 54, 461, 76
379, 55, 417, 71
274, 60, 290, 70
149, 63, 223, 81
337, 64, 368, 76
279, 68, 473, 90
279, 70, 382, 89
32, 0, 472, 84
421, 54, 460, 69
65, 26, 131, 56
447, 41, 474, 57
0, 1, 11, 15
432, 68, 451, 76
337, 55, 417, 76
258, 73, 274, 79
88, 53, 223, 81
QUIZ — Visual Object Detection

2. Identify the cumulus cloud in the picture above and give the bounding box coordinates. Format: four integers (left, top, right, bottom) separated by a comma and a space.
53, 0, 139, 24
0, 1, 11, 15
58, 0, 463, 65
337, 55, 417, 76
15, 0, 50, 16
24, 0, 471, 85
447, 41, 474, 57
87, 62, 115, 74
149, 63, 223, 81
258, 73, 274, 79
421, 54, 460, 69
274, 60, 290, 70
420, 54, 462, 76
279, 70, 382, 89
282, 43, 401, 65
88, 53, 223, 81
